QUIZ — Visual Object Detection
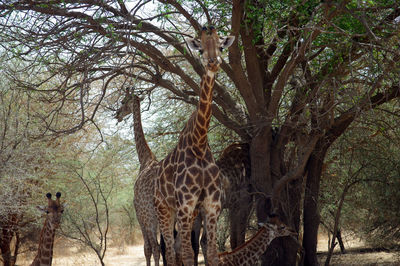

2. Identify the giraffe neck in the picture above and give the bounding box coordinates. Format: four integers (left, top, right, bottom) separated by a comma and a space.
31, 219, 56, 266
131, 95, 156, 168
188, 70, 215, 157
218, 227, 274, 266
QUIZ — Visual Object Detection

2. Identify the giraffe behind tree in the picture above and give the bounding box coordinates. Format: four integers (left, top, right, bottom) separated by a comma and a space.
31, 192, 64, 266
154, 26, 235, 266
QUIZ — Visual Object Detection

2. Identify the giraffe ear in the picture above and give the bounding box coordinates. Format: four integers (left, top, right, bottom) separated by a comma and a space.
186, 38, 202, 51
220, 36, 235, 49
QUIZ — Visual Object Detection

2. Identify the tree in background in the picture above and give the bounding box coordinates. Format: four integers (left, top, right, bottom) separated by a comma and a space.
0, 1, 399, 264
0, 56, 137, 264
320, 103, 400, 261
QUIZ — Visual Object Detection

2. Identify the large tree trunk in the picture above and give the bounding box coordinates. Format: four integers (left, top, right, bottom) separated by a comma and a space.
261, 179, 303, 266
303, 144, 328, 266
0, 214, 18, 266
251, 126, 273, 223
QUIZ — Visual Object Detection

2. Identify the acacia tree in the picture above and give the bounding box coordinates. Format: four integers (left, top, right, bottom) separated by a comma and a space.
0, 1, 399, 264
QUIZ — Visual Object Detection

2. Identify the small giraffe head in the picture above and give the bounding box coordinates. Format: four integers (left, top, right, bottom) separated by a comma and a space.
262, 213, 298, 238
115, 88, 134, 122
37, 192, 64, 230
186, 26, 235, 72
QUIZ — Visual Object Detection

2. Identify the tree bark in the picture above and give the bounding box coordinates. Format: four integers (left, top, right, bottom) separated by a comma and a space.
0, 214, 18, 266
261, 179, 303, 266
303, 143, 328, 266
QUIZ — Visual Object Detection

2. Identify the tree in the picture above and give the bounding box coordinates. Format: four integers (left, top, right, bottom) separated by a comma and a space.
320, 104, 400, 260
0, 1, 399, 264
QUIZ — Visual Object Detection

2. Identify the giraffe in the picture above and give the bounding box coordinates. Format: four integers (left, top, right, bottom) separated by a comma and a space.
115, 90, 160, 266
217, 143, 253, 249
116, 90, 207, 266
218, 214, 297, 266
154, 26, 235, 266
30, 192, 64, 266
195, 142, 252, 264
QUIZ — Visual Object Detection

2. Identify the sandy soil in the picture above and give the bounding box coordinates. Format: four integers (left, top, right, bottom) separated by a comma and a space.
16, 233, 400, 265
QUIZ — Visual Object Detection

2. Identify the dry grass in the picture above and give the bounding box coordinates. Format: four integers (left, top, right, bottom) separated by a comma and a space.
316, 232, 400, 266
15, 232, 400, 265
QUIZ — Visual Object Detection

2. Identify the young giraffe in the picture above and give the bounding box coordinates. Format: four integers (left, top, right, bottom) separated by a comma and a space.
154, 26, 235, 266
115, 90, 160, 266
218, 214, 297, 266
31, 192, 64, 266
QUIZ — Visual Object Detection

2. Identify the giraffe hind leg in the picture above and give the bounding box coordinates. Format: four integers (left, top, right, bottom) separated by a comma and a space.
143, 234, 152, 266
155, 191, 176, 266
176, 213, 195, 266
202, 199, 221, 266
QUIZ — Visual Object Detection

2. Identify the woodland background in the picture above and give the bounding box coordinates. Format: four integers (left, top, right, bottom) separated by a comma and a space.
0, 0, 399, 265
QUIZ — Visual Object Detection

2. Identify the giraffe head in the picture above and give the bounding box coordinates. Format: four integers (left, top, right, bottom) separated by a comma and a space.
262, 213, 298, 238
37, 192, 64, 230
115, 88, 135, 122
186, 26, 235, 72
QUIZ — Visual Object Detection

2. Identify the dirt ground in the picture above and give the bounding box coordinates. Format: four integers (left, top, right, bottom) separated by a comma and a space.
16, 233, 400, 265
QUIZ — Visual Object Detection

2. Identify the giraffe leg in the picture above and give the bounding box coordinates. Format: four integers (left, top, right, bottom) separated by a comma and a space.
177, 212, 195, 266
143, 235, 152, 266
155, 192, 176, 266
149, 229, 160, 266
192, 214, 202, 266
203, 198, 221, 266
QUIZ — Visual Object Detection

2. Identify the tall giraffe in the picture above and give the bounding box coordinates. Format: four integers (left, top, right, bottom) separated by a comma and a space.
115, 90, 160, 266
218, 214, 297, 266
154, 26, 235, 266
30, 192, 64, 266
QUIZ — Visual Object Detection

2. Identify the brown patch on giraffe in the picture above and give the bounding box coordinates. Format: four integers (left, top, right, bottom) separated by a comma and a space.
208, 165, 219, 176
166, 183, 174, 195
186, 175, 194, 186
207, 183, 217, 195
177, 191, 184, 205
176, 174, 184, 187
177, 163, 185, 173
197, 113, 205, 125
204, 174, 212, 185
204, 106, 211, 118
181, 186, 189, 193
199, 101, 208, 114
192, 146, 202, 157
184, 194, 192, 201
186, 135, 193, 146
178, 151, 184, 164
190, 186, 199, 195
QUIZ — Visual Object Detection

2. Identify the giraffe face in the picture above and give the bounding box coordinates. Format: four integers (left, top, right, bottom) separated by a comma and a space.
186, 26, 235, 72
37, 192, 65, 229
264, 214, 298, 238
